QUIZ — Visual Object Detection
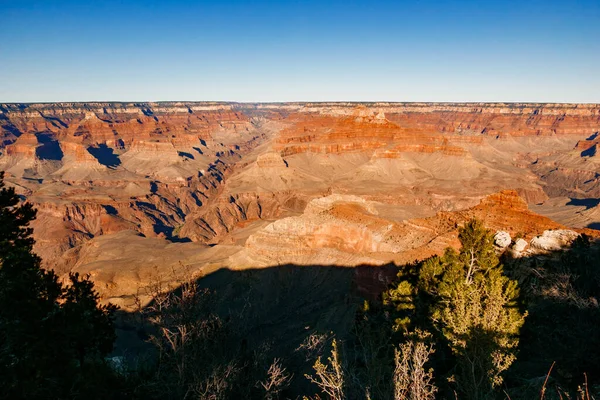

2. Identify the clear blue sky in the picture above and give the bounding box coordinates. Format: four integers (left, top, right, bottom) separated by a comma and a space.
1, 0, 599, 103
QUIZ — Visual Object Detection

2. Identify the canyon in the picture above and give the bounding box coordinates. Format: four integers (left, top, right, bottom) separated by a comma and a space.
0, 102, 598, 307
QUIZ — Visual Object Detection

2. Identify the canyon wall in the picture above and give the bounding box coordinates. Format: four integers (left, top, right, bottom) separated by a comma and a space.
1, 102, 598, 305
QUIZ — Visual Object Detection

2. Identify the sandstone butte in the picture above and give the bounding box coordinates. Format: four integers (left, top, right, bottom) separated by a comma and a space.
0, 102, 599, 308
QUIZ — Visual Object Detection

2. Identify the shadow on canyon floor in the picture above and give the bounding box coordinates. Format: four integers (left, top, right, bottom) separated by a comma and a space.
87, 143, 121, 168
35, 133, 64, 161
567, 197, 600, 209
113, 263, 398, 396
114, 263, 397, 350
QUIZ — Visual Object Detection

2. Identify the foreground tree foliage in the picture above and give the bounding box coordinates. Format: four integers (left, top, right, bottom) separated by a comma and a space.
392, 330, 437, 400
305, 338, 346, 400
433, 221, 525, 398
384, 219, 526, 399
0, 172, 118, 399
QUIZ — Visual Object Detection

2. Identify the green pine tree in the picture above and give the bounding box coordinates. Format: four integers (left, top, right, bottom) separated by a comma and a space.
384, 219, 526, 399
432, 219, 525, 399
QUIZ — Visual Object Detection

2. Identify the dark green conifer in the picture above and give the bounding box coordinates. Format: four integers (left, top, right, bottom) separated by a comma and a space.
384, 218, 526, 399
0, 171, 117, 399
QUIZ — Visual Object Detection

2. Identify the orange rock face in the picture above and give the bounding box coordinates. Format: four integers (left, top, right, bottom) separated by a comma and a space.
272, 110, 475, 157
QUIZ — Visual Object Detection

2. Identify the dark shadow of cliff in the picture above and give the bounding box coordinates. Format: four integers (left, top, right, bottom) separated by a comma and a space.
112, 263, 399, 397
0, 112, 23, 140
566, 197, 600, 209
35, 133, 64, 161
585, 132, 599, 141
114, 262, 399, 341
88, 144, 121, 168
565, 197, 600, 231
588, 222, 600, 230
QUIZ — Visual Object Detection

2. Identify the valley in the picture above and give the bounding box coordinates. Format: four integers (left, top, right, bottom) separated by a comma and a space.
1, 102, 598, 307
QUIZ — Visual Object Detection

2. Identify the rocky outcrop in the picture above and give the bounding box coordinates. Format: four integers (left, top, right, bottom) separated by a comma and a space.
494, 231, 512, 248
503, 229, 588, 259
529, 230, 580, 251
256, 152, 288, 168
513, 238, 528, 252
242, 191, 582, 267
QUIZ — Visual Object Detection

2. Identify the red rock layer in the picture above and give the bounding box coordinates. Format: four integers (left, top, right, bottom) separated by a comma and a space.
273, 113, 471, 157
0, 103, 253, 156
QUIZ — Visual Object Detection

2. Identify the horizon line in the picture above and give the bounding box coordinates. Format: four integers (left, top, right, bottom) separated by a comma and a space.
2, 100, 600, 106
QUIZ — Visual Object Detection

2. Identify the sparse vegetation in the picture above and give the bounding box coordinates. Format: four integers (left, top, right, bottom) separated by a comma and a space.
392, 330, 437, 400
305, 339, 346, 400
